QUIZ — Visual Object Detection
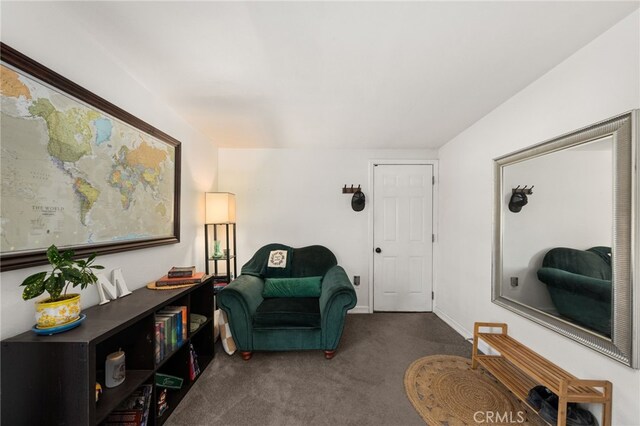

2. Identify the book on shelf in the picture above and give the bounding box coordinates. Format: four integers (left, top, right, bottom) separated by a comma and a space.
167, 266, 196, 278
104, 411, 143, 422
159, 313, 177, 351
155, 315, 171, 356
154, 321, 162, 365
105, 384, 152, 426
188, 343, 201, 381
157, 310, 180, 349
165, 306, 189, 341
140, 383, 152, 426
155, 272, 205, 287
160, 306, 187, 344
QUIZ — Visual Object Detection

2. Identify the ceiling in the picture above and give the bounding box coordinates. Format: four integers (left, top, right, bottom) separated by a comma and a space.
52, 2, 640, 149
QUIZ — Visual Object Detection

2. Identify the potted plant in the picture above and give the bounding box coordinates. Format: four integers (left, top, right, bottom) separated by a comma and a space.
21, 244, 104, 328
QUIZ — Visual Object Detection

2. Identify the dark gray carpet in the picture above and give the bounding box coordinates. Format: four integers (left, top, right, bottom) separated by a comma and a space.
167, 313, 472, 426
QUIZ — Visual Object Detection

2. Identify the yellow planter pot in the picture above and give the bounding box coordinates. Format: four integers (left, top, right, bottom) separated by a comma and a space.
35, 294, 81, 328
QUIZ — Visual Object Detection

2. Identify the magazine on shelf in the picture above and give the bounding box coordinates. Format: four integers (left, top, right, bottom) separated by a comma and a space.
104, 384, 152, 426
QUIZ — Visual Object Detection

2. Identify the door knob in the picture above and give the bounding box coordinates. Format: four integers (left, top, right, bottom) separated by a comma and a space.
375, 247, 382, 253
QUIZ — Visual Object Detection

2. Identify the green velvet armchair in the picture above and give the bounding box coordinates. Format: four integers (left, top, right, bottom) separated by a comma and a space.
536, 246, 611, 336
218, 243, 357, 360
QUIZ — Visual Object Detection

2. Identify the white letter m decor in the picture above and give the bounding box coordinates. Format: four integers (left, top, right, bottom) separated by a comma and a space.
96, 269, 132, 305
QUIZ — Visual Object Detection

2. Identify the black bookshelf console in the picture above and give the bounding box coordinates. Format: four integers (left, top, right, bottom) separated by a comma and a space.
1, 278, 214, 425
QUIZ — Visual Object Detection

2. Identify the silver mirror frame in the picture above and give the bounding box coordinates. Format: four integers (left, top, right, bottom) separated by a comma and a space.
492, 110, 638, 368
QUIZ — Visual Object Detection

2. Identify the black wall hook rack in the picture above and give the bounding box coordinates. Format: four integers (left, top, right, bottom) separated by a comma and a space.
342, 184, 362, 194
512, 185, 534, 195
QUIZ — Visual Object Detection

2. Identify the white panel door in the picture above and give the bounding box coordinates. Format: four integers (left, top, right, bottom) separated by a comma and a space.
373, 164, 433, 311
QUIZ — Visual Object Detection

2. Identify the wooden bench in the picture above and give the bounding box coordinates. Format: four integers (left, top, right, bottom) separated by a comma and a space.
472, 322, 612, 426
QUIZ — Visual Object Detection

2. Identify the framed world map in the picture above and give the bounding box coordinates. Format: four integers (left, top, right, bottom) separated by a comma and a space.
0, 44, 181, 271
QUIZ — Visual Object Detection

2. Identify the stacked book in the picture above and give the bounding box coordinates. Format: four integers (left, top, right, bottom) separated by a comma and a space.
213, 281, 228, 292
154, 306, 188, 363
103, 384, 152, 426
211, 274, 232, 291
155, 266, 205, 287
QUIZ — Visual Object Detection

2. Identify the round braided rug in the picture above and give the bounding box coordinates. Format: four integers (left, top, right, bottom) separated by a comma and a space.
404, 355, 543, 426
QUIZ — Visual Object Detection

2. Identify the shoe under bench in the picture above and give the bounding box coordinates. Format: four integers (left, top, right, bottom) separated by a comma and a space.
471, 322, 612, 426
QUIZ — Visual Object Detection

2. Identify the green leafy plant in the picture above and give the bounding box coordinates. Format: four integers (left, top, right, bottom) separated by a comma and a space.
20, 245, 105, 301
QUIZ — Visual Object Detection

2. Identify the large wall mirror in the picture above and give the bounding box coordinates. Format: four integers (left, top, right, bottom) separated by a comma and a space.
492, 110, 638, 368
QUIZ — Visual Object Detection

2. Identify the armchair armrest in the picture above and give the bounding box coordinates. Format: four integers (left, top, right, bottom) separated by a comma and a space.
217, 275, 265, 351
319, 265, 357, 349
537, 267, 611, 302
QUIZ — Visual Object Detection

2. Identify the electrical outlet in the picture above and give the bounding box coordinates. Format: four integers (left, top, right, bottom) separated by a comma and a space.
353, 275, 360, 286
510, 277, 518, 287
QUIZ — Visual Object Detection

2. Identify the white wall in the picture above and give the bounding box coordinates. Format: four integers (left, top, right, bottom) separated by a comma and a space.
437, 11, 639, 424
0, 3, 218, 340
218, 148, 437, 312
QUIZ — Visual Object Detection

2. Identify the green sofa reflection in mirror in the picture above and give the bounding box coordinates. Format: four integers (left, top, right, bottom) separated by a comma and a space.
218, 243, 357, 360
537, 246, 611, 337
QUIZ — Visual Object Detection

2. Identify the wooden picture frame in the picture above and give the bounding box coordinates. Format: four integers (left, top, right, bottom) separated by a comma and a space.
0, 43, 181, 271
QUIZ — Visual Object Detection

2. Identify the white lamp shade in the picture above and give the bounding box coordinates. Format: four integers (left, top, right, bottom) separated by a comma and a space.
205, 192, 236, 223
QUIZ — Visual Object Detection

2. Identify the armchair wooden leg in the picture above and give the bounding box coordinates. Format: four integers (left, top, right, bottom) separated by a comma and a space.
324, 350, 336, 359
240, 351, 252, 361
